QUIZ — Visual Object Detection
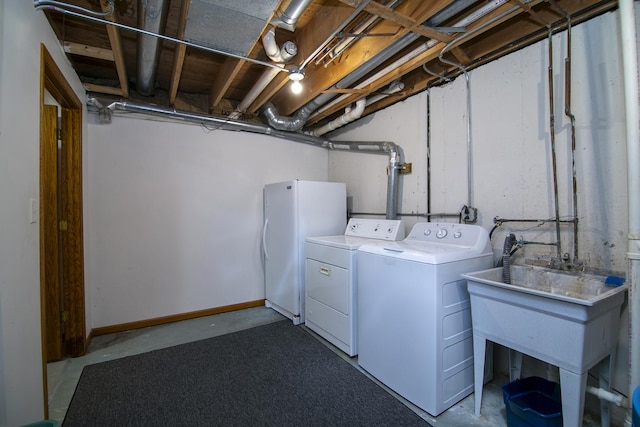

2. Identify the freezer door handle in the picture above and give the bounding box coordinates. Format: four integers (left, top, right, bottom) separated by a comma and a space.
319, 266, 330, 276
262, 218, 269, 259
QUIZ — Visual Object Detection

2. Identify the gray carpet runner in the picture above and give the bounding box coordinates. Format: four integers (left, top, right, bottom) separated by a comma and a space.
63, 320, 431, 426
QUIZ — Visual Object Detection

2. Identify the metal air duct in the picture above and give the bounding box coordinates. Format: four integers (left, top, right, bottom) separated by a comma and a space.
137, 0, 170, 96
271, 0, 314, 32
262, 0, 480, 132
90, 97, 401, 219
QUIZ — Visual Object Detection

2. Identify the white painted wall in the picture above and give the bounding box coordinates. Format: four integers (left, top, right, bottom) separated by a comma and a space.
0, 1, 88, 425
87, 116, 329, 327
330, 10, 630, 393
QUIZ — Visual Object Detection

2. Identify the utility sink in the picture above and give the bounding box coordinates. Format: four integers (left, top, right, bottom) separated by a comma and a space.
465, 264, 627, 306
463, 264, 628, 427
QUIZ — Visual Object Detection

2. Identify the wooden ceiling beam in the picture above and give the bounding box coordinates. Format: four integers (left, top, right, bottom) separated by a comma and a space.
246, 1, 359, 115
169, 0, 191, 106
208, 0, 288, 112
83, 83, 123, 96
63, 42, 114, 61
339, 0, 454, 42
274, 0, 455, 115
306, 1, 544, 125
99, 0, 129, 98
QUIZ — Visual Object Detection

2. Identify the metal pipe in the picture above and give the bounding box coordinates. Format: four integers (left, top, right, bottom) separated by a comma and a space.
387, 148, 400, 219
619, 0, 640, 424
33, 0, 114, 16
350, 212, 462, 219
94, 98, 403, 218
547, 26, 563, 261
266, 0, 481, 131
564, 16, 580, 264
299, 0, 372, 70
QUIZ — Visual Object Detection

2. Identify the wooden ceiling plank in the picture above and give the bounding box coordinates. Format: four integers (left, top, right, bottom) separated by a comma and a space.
99, 0, 129, 98
339, 0, 454, 42
308, 0, 546, 125
209, 0, 289, 112
275, 0, 454, 115
209, 58, 246, 111
83, 83, 123, 96
246, 1, 361, 114
169, 0, 191, 106
63, 42, 114, 61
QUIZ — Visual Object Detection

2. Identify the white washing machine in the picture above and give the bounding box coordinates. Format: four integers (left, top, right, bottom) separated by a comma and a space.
357, 222, 493, 416
305, 218, 405, 356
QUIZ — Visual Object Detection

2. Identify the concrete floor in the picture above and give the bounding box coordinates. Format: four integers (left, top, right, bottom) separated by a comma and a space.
47, 306, 623, 426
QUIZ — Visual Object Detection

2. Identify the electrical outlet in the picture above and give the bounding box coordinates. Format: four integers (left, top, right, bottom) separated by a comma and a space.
29, 198, 38, 224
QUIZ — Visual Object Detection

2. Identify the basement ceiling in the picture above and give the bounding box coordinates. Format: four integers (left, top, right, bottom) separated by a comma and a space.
40, 0, 617, 135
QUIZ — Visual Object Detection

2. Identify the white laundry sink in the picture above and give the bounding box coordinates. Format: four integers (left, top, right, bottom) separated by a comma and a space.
463, 264, 627, 427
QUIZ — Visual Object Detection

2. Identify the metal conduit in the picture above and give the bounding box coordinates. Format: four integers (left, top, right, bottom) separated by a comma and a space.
263, 0, 480, 132
92, 98, 402, 219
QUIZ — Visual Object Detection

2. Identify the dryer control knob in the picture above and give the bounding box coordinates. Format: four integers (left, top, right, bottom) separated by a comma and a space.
424, 229, 432, 236
453, 231, 462, 238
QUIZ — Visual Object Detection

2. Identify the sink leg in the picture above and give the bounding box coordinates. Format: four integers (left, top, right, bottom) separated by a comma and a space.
599, 354, 613, 427
473, 335, 486, 417
559, 368, 587, 427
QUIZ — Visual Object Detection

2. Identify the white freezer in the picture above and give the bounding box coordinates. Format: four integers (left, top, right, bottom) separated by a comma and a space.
263, 180, 346, 324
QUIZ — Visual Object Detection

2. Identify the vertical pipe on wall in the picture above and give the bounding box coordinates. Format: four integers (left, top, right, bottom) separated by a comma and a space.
619, 0, 640, 423
563, 17, 580, 265
386, 149, 400, 220
547, 27, 563, 261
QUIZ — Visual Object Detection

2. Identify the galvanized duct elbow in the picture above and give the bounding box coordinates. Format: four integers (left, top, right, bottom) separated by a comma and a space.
262, 98, 330, 131
100, 99, 402, 220
137, 0, 170, 96
271, 0, 314, 32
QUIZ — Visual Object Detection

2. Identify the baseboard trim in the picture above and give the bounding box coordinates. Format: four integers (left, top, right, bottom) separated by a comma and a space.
90, 299, 266, 337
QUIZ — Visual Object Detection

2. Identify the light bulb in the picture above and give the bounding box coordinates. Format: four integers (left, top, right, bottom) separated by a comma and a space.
291, 80, 302, 94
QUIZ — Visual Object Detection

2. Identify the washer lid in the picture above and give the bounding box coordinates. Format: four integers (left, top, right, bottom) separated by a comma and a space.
306, 235, 387, 250
357, 222, 493, 264
359, 241, 492, 264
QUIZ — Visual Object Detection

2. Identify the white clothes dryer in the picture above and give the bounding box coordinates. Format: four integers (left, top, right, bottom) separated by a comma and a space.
357, 222, 494, 416
305, 218, 405, 356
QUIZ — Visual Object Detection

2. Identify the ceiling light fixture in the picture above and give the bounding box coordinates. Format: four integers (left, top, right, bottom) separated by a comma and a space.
288, 67, 304, 94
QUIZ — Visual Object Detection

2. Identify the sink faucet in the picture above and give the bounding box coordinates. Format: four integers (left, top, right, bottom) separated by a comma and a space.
503, 233, 518, 284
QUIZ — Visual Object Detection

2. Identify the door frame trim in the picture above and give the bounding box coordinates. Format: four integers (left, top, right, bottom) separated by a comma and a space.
39, 44, 86, 417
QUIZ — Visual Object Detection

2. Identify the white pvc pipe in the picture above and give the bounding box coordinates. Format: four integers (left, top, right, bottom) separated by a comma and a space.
308, 0, 510, 121
312, 99, 366, 136
586, 386, 628, 408
230, 28, 298, 117
619, 0, 640, 420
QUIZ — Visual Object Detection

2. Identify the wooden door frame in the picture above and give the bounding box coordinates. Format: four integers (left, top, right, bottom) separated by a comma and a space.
39, 44, 86, 416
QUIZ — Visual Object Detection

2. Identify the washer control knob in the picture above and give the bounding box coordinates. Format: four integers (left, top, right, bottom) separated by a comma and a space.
436, 228, 448, 239
453, 231, 462, 239
387, 227, 394, 234
350, 224, 358, 232
423, 229, 432, 236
